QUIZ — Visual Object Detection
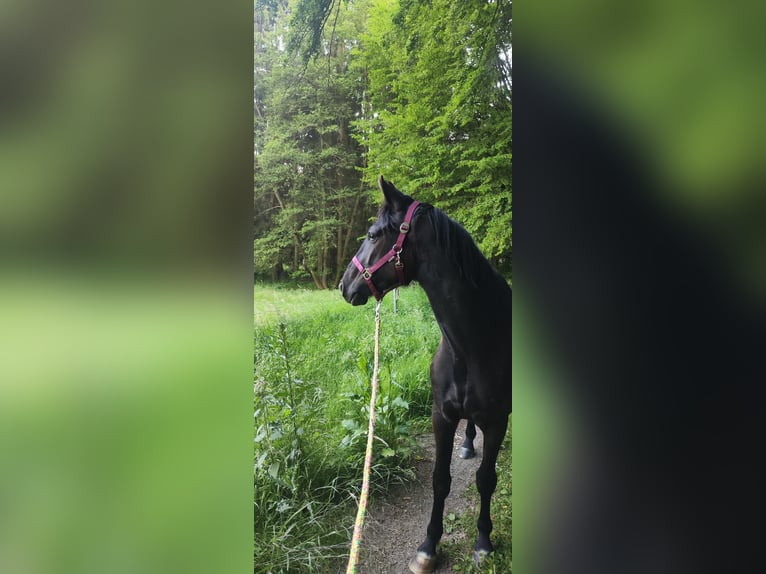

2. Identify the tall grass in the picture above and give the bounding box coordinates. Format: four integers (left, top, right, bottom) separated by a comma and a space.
254, 284, 441, 573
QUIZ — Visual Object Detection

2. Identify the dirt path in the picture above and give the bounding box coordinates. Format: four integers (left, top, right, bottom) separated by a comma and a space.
356, 420, 483, 574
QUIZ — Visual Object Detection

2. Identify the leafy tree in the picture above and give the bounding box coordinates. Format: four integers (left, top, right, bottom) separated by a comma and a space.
254, 0, 373, 287
356, 0, 512, 272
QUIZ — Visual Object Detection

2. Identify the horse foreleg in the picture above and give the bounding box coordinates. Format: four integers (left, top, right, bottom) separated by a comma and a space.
474, 416, 509, 563
460, 419, 477, 459
409, 411, 458, 574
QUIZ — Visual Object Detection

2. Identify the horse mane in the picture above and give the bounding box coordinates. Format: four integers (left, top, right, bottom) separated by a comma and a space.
424, 205, 502, 290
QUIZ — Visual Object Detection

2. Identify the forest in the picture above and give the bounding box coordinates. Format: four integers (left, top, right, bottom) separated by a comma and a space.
254, 0, 512, 288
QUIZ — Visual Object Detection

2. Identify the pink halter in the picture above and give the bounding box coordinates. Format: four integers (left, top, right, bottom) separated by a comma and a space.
352, 201, 420, 300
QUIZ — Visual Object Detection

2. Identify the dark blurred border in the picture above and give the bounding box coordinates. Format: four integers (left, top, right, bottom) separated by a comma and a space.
515, 1, 766, 573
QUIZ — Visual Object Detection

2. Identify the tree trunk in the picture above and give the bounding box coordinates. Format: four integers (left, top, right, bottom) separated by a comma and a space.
341, 189, 363, 269
305, 262, 323, 290
321, 241, 329, 290
333, 226, 344, 288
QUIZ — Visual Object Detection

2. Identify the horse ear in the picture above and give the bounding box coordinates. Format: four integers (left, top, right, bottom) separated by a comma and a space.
378, 175, 407, 211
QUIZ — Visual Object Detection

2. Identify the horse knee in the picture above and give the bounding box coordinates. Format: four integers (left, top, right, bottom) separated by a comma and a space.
432, 472, 451, 499
476, 465, 497, 496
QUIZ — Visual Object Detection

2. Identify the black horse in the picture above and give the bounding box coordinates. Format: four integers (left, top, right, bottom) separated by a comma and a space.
339, 176, 512, 573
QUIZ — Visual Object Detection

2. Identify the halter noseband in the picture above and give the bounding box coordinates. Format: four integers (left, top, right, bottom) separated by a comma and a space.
352, 201, 420, 301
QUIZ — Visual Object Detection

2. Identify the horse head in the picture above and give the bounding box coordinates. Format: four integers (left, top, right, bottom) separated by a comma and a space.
339, 175, 422, 305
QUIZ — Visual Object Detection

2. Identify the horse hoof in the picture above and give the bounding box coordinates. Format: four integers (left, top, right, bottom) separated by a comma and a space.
473, 549, 490, 566
460, 447, 476, 459
409, 551, 437, 574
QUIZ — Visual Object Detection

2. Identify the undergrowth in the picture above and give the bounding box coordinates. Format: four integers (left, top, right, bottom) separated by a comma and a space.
254, 284, 440, 573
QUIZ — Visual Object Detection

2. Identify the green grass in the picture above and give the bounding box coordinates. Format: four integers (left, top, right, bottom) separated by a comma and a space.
254, 282, 349, 327
254, 283, 441, 573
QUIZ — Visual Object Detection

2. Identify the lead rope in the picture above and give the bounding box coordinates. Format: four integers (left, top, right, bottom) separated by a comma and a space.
345, 299, 383, 574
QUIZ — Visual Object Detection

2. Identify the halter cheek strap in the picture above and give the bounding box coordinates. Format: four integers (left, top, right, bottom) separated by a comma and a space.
352, 201, 420, 301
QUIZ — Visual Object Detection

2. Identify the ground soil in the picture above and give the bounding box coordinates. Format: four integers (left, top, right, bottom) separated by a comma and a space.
356, 420, 483, 574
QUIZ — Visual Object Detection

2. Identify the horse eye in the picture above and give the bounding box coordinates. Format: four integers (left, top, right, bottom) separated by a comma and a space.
367, 232, 377, 242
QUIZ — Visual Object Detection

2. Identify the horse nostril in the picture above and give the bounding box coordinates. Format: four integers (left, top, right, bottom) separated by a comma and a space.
338, 281, 344, 292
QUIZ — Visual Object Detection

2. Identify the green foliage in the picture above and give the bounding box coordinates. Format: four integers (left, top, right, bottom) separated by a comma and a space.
254, 0, 373, 288
254, 285, 440, 573
287, 0, 339, 60
356, 0, 512, 272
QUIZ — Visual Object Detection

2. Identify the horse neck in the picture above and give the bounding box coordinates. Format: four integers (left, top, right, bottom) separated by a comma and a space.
415, 257, 497, 356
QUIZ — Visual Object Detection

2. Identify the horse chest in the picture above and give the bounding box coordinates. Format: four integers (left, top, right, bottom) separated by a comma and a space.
434, 356, 503, 421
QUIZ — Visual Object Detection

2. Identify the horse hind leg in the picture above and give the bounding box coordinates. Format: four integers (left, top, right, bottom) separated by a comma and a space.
409, 411, 458, 574
473, 416, 509, 564
460, 419, 477, 459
